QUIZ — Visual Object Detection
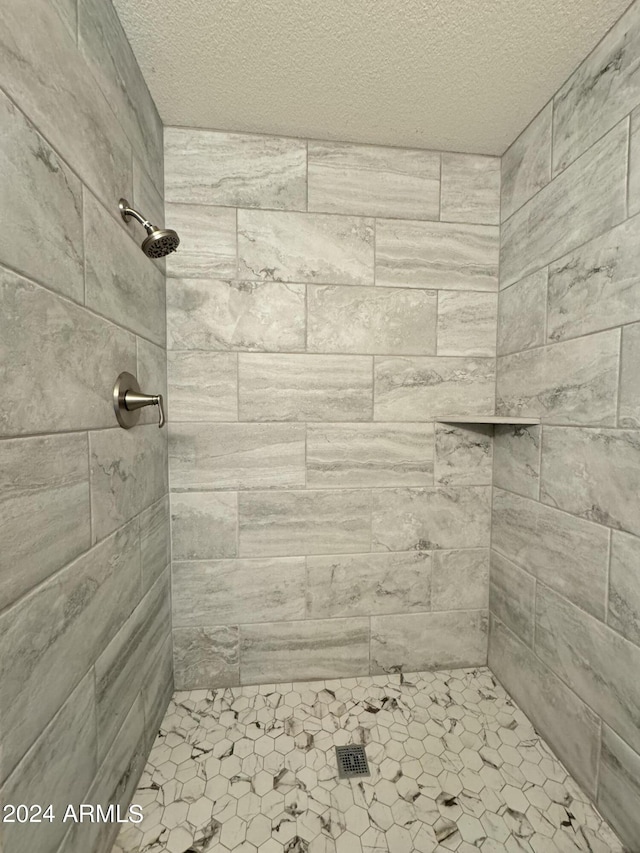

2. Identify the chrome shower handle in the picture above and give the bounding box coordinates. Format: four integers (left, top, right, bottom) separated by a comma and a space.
124, 390, 165, 428
113, 372, 165, 429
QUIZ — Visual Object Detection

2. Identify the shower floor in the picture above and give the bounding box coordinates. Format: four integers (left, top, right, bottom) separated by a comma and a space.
113, 668, 623, 853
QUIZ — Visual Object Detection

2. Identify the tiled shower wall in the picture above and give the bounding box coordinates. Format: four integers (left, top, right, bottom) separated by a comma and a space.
0, 1, 171, 851
489, 1, 640, 847
165, 129, 501, 688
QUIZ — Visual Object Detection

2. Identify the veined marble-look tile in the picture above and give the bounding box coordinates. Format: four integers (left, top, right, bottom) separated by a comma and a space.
431, 548, 489, 611
500, 121, 628, 289
598, 725, 640, 850
170, 423, 305, 490
239, 353, 373, 421
0, 91, 83, 300
142, 635, 173, 744
90, 426, 168, 543
140, 495, 170, 593
492, 487, 609, 620
1, 672, 97, 851
171, 491, 237, 560
0, 519, 140, 781
630, 107, 640, 216
547, 217, 640, 343
496, 330, 620, 425
173, 557, 306, 626
493, 425, 541, 499
620, 322, 640, 428
167, 278, 306, 352
0, 0, 132, 207
306, 551, 432, 618
165, 127, 306, 210
488, 616, 600, 798
440, 154, 500, 225
536, 584, 640, 755
553, 1, 640, 174
489, 550, 535, 647
371, 610, 487, 673
0, 434, 90, 612
0, 268, 136, 436
165, 204, 236, 280
238, 209, 374, 285
307, 284, 437, 355
307, 141, 440, 219
376, 219, 499, 291
501, 102, 552, 222
436, 291, 497, 356
497, 270, 547, 356
238, 489, 371, 557
78, 0, 163, 191
52, 0, 77, 40
374, 356, 495, 421
173, 626, 239, 690
609, 530, 640, 647
240, 618, 370, 684
133, 154, 165, 228
307, 423, 434, 488
541, 427, 640, 536
371, 486, 491, 552
167, 352, 238, 422
434, 423, 493, 486
136, 337, 167, 427
85, 193, 166, 346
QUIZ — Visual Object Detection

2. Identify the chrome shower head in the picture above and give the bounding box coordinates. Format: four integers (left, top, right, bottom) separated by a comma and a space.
119, 198, 180, 258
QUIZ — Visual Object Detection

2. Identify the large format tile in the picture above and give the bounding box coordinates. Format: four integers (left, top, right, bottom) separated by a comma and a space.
238, 209, 374, 285
238, 489, 371, 557
306, 551, 432, 618
307, 284, 437, 355
540, 427, 640, 536
240, 618, 370, 684
547, 216, 640, 342
376, 219, 499, 291
440, 154, 500, 225
0, 90, 83, 301
142, 635, 173, 743
0, 433, 90, 612
0, 519, 140, 781
167, 278, 306, 352
84, 192, 166, 345
500, 102, 552, 222
608, 529, 640, 647
308, 141, 440, 219
374, 356, 495, 420
500, 121, 628, 289
496, 330, 620, 425
436, 291, 497, 356
139, 496, 170, 593
170, 423, 305, 490
630, 105, 640, 216
165, 204, 237, 280
307, 422, 434, 488
431, 548, 489, 611
173, 557, 306, 626
492, 488, 609, 620
489, 550, 535, 647
136, 337, 168, 427
167, 352, 238, 422
619, 322, 640, 427
170, 491, 237, 561
598, 725, 640, 850
0, 268, 136, 435
165, 127, 306, 210
535, 584, 640, 755
497, 269, 547, 356
493, 425, 541, 499
371, 486, 491, 552
173, 626, 239, 690
489, 616, 600, 798
133, 154, 165, 229
434, 424, 493, 486
239, 353, 373, 421
371, 610, 487, 673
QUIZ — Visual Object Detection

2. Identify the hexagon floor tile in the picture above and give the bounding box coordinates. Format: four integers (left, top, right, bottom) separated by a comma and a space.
113, 668, 625, 853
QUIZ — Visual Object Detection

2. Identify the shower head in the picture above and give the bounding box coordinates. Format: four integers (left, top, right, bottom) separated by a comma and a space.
119, 198, 180, 259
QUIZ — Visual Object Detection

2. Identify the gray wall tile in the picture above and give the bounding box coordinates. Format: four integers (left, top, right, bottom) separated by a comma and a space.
431, 548, 489, 612
434, 424, 493, 486
308, 141, 440, 220
306, 551, 432, 618
52, 0, 77, 40
171, 491, 237, 560
139, 496, 171, 593
501, 102, 552, 222
440, 154, 500, 225
167, 352, 238, 422
436, 290, 497, 356
307, 422, 434, 488
136, 337, 168, 426
489, 550, 536, 647
239, 353, 373, 421
240, 618, 370, 684
133, 155, 165, 228
497, 270, 547, 356
173, 626, 239, 690
619, 321, 640, 428
307, 284, 437, 355
608, 530, 640, 647
598, 725, 640, 850
376, 219, 499, 291
238, 209, 374, 285
142, 636, 174, 744
165, 127, 306, 210
629, 106, 640, 217
165, 203, 237, 279
493, 425, 541, 499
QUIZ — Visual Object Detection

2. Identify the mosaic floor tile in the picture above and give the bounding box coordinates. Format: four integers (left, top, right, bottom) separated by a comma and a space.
113, 668, 624, 853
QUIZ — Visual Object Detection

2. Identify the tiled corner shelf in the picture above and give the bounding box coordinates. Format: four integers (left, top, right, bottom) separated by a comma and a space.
437, 415, 541, 424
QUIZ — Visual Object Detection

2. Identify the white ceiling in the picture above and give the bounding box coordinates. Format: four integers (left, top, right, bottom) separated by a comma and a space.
113, 0, 631, 155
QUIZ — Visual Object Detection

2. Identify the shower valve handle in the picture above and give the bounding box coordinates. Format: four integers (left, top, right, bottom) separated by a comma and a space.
124, 390, 165, 428
113, 372, 165, 429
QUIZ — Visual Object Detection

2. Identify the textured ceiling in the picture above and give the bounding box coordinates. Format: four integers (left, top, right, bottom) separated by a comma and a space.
113, 0, 632, 155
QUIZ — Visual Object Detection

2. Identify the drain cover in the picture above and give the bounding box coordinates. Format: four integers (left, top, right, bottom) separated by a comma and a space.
335, 744, 370, 779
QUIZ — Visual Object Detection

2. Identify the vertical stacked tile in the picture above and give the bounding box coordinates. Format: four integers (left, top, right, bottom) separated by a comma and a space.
165, 130, 500, 689
492, 2, 640, 845
0, 1, 171, 851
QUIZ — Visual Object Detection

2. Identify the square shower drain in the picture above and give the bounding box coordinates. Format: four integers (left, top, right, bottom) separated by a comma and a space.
335, 744, 370, 779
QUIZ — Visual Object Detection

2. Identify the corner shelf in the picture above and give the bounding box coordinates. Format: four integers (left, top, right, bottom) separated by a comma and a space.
437, 416, 541, 425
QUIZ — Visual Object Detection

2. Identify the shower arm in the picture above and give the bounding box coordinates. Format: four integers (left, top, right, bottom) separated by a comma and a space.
118, 200, 155, 234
